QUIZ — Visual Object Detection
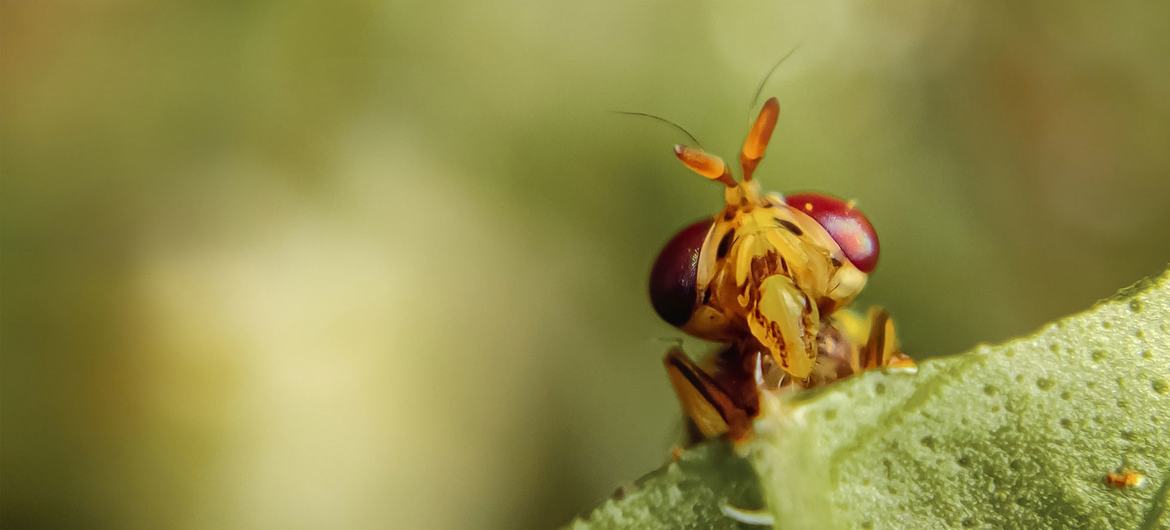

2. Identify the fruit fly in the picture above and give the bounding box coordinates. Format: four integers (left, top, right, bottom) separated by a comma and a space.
648, 96, 915, 442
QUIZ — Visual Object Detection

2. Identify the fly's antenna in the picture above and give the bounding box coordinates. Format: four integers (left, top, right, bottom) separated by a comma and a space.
673, 144, 735, 187
748, 45, 801, 112
613, 111, 704, 148
617, 110, 731, 187
739, 46, 799, 182
739, 97, 779, 181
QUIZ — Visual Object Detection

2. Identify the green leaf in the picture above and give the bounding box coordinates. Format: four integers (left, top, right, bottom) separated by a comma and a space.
570, 266, 1170, 529
565, 442, 763, 529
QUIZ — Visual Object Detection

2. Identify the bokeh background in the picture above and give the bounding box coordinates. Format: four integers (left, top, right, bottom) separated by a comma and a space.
3, 1, 1169, 529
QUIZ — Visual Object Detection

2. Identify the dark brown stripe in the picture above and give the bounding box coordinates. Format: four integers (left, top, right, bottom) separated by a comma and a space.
872, 312, 889, 367
864, 311, 890, 369
777, 219, 804, 236
666, 355, 731, 424
716, 231, 734, 258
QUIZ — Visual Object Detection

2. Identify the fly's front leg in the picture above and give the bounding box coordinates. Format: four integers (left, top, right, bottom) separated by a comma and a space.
663, 347, 752, 441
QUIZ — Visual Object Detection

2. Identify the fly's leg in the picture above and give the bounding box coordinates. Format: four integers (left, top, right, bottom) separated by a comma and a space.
663, 347, 752, 441
854, 308, 916, 372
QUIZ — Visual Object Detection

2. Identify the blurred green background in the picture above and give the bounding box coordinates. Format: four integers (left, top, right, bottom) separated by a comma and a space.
3, 1, 1169, 529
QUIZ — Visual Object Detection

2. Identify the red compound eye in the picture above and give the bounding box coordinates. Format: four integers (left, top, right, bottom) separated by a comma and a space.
785, 193, 879, 273
649, 219, 712, 326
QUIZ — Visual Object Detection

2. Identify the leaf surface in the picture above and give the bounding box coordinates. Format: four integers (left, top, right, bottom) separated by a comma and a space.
570, 266, 1170, 529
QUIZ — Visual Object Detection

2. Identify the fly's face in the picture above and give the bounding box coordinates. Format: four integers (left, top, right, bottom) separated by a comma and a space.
650, 97, 881, 381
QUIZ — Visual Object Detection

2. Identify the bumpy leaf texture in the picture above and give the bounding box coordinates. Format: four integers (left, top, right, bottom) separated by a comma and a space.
569, 266, 1170, 529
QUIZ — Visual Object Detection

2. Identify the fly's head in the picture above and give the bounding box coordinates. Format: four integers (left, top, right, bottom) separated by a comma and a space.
649, 97, 881, 380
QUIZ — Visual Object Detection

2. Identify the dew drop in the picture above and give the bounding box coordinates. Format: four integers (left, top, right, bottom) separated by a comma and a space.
1091, 350, 1108, 362
874, 383, 887, 396
1129, 299, 1143, 313
1153, 378, 1169, 395
921, 435, 937, 449
1036, 378, 1055, 391
983, 384, 999, 396
1060, 418, 1073, 429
